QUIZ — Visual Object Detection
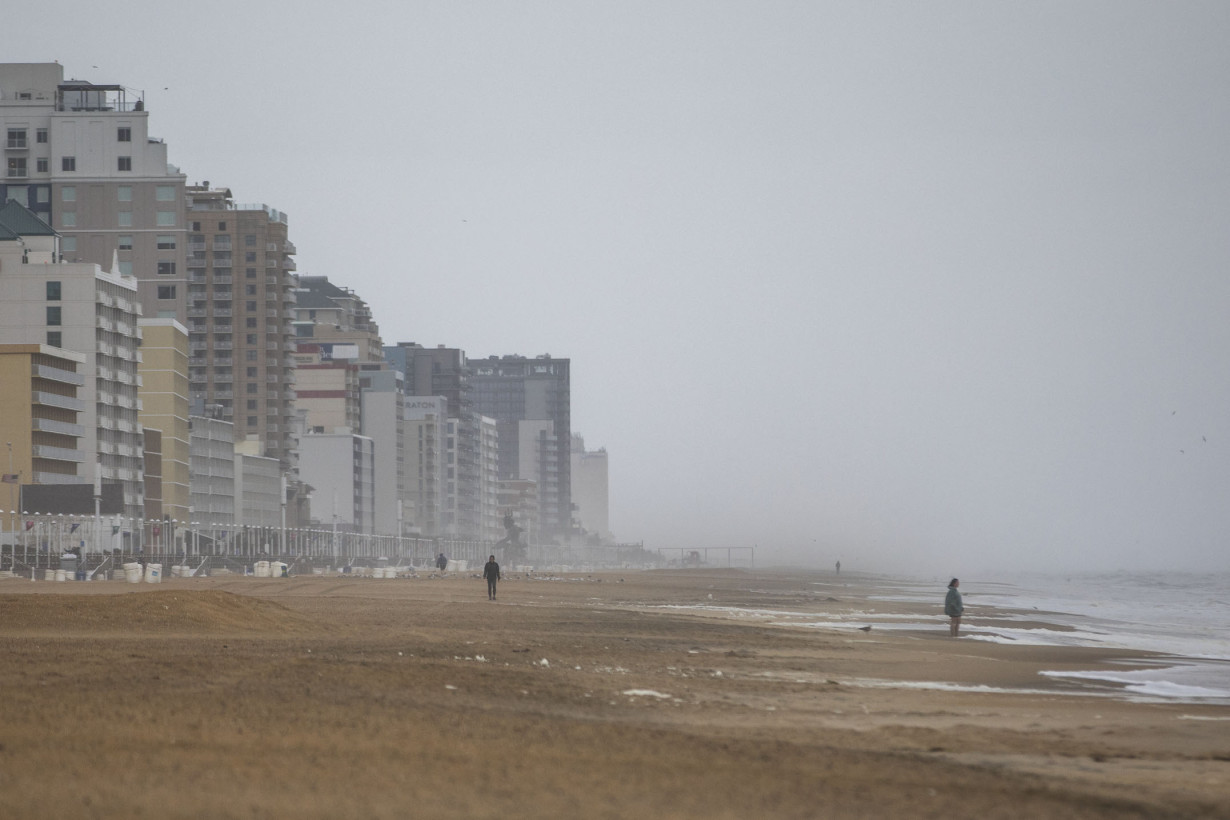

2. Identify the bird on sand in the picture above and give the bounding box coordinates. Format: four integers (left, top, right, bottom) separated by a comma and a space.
858, 625, 872, 632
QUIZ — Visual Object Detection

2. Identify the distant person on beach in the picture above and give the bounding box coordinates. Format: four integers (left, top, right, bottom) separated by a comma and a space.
945, 578, 964, 636
436, 552, 448, 571
835, 560, 840, 575
483, 554, 501, 601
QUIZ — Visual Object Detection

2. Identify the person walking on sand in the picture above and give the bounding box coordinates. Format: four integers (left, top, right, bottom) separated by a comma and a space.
945, 578, 964, 636
483, 554, 501, 601
436, 552, 448, 572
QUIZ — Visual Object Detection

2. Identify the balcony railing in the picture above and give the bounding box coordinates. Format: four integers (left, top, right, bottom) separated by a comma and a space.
33, 363, 86, 386
32, 418, 85, 437
32, 444, 86, 463
33, 391, 86, 411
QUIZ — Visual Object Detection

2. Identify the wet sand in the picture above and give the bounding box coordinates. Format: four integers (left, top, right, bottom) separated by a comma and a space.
1, 568, 1227, 819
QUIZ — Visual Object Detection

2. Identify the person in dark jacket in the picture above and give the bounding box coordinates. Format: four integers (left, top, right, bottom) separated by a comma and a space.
483, 555, 501, 601
945, 578, 964, 636
436, 552, 448, 571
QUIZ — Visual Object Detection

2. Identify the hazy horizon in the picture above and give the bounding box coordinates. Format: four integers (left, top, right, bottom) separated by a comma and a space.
5, 1, 1228, 575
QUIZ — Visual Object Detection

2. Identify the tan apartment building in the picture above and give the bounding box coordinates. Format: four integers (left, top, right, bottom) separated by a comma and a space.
138, 318, 190, 525
184, 185, 298, 470
0, 343, 89, 491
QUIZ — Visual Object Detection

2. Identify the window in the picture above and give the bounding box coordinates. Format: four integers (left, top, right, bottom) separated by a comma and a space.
7, 157, 27, 177
117, 126, 131, 142
46, 331, 62, 347
61, 156, 76, 171
36, 158, 48, 173
246, 334, 257, 344
218, 221, 227, 231
191, 221, 201, 232
246, 301, 257, 312
35, 186, 49, 203
157, 261, 176, 275
157, 285, 176, 300
247, 416, 258, 426
117, 156, 132, 171
246, 268, 256, 278
245, 234, 257, 246
7, 128, 27, 148
246, 350, 258, 361
156, 211, 175, 226
246, 317, 257, 328
246, 367, 258, 378
246, 383, 258, 394
46, 281, 62, 300
245, 252, 256, 263
60, 236, 76, 252
156, 235, 175, 249
117, 186, 132, 202
61, 211, 76, 227
247, 399, 258, 410
117, 235, 132, 250
117, 212, 132, 227
118, 261, 133, 276
5, 185, 28, 207
61, 186, 76, 202
36, 128, 48, 144
245, 285, 257, 295
156, 185, 175, 201
46, 306, 62, 326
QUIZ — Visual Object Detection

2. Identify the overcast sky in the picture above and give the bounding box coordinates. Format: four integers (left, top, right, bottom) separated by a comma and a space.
6, 1, 1229, 573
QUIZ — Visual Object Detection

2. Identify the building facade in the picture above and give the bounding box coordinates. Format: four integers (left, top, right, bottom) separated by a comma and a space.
184, 185, 298, 469
189, 413, 235, 534
1, 62, 188, 324
137, 318, 190, 525
570, 434, 610, 542
298, 432, 375, 534
0, 200, 145, 516
0, 343, 88, 493
469, 354, 571, 541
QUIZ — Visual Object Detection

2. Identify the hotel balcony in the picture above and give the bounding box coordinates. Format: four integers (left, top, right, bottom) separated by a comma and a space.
33, 391, 86, 412
32, 418, 85, 437
33, 472, 87, 485
32, 444, 86, 463
33, 363, 86, 386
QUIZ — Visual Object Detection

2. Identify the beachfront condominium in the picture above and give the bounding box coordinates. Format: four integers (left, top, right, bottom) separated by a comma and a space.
401, 396, 447, 537
297, 431, 375, 534
570, 434, 610, 542
0, 62, 188, 324
359, 366, 409, 537
137, 318, 191, 526
382, 343, 500, 539
292, 276, 384, 363
0, 344, 89, 505
184, 184, 299, 471
469, 354, 572, 542
0, 200, 145, 518
189, 412, 235, 537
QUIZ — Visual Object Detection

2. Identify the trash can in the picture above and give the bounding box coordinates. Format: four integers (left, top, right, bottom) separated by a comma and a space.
60, 554, 78, 577
75, 569, 87, 581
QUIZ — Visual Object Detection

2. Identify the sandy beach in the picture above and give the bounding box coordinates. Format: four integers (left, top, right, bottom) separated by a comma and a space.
1, 568, 1226, 819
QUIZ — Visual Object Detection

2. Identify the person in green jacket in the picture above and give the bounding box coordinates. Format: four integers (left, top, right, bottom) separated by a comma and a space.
945, 578, 964, 636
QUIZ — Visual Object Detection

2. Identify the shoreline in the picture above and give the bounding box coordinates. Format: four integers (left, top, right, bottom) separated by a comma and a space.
2, 568, 1228, 818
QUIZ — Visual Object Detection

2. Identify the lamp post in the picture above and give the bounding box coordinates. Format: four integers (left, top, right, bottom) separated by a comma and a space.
5, 441, 12, 571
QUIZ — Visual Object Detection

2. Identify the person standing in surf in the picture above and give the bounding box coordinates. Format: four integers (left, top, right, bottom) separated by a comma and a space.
945, 578, 964, 636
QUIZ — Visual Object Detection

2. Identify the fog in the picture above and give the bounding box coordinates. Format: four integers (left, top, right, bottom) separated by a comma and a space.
7, 2, 1228, 574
